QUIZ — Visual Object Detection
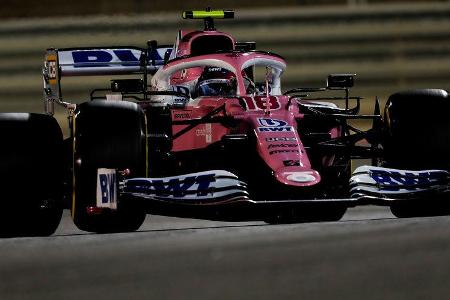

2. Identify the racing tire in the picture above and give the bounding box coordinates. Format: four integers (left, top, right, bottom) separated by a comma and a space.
0, 113, 64, 237
383, 89, 449, 170
383, 89, 449, 218
72, 100, 147, 233
390, 201, 450, 219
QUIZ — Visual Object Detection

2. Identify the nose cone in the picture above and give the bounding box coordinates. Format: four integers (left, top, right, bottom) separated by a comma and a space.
275, 166, 321, 187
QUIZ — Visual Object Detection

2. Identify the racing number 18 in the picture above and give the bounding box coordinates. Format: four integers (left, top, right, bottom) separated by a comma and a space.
241, 96, 280, 111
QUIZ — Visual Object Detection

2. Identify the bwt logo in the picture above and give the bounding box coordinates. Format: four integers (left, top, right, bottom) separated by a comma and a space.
370, 170, 448, 191
71, 49, 168, 67
258, 118, 287, 127
257, 118, 293, 132
99, 173, 116, 204
126, 174, 216, 198
72, 50, 139, 67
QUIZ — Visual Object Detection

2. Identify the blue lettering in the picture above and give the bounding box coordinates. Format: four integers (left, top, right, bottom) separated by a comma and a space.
99, 173, 116, 203
113, 50, 139, 65
258, 118, 288, 127
153, 177, 197, 197
370, 170, 448, 191
148, 49, 165, 61
195, 174, 216, 196
99, 174, 108, 203
370, 170, 399, 191
390, 172, 418, 186
124, 179, 151, 193
259, 127, 293, 132
73, 50, 113, 67
108, 173, 116, 203
370, 171, 391, 184
125, 174, 217, 198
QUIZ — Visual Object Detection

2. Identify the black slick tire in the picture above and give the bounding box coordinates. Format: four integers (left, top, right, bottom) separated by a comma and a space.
383, 89, 449, 218
0, 113, 64, 236
72, 100, 147, 233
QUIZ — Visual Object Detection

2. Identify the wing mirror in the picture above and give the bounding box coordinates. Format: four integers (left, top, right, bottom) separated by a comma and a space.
327, 74, 355, 89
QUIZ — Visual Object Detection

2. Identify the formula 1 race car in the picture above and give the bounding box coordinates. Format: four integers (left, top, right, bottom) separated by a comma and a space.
1, 9, 448, 235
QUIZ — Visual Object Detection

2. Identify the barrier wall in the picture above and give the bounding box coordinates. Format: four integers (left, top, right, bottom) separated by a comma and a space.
0, 2, 449, 112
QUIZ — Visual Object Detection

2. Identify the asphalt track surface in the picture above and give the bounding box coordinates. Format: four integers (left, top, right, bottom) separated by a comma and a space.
1, 207, 450, 299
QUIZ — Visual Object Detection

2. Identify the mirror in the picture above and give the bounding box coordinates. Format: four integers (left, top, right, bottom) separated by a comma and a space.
327, 74, 355, 89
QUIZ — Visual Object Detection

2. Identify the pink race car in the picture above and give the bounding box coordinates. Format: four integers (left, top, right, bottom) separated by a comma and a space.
4, 9, 447, 234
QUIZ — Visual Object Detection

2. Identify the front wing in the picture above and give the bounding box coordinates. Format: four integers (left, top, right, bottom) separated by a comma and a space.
98, 167, 450, 221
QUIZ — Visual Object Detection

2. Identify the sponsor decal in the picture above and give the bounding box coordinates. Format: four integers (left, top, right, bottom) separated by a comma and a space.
283, 160, 301, 167
269, 149, 298, 155
127, 174, 216, 197
45, 54, 58, 84
72, 50, 140, 67
147, 133, 168, 138
266, 137, 297, 142
206, 67, 222, 72
257, 118, 293, 132
47, 61, 57, 79
267, 143, 298, 149
370, 169, 448, 191
69, 48, 171, 68
96, 168, 117, 209
259, 127, 293, 132
195, 123, 212, 143
174, 112, 191, 119
206, 123, 212, 143
258, 118, 287, 127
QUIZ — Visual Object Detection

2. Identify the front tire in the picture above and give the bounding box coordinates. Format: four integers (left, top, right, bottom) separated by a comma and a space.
383, 89, 449, 218
383, 89, 449, 170
72, 100, 147, 233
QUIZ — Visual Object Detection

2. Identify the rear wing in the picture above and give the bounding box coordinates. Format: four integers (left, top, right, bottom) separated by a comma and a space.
43, 45, 172, 113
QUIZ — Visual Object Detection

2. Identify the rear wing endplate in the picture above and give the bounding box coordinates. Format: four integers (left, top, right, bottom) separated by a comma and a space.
43, 46, 172, 113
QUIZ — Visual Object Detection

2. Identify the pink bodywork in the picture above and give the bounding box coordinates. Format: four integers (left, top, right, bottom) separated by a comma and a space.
152, 51, 337, 187
170, 30, 236, 86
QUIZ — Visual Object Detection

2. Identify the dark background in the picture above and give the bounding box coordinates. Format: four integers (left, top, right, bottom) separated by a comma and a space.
2, 0, 446, 18
0, 1, 449, 131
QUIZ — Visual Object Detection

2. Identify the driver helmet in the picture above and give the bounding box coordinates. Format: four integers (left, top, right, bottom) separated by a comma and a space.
196, 67, 236, 97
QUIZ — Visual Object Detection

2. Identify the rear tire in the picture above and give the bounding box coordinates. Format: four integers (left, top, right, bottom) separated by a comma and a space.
383, 89, 449, 218
0, 113, 64, 237
72, 100, 147, 233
